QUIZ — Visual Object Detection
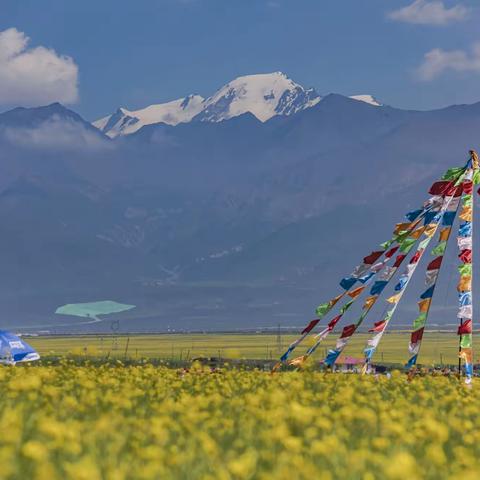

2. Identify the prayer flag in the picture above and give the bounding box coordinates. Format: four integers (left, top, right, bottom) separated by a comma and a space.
458, 276, 472, 292
420, 286, 434, 299
431, 241, 447, 256
369, 320, 387, 333
393, 254, 407, 268
387, 293, 401, 304
418, 298, 431, 313
459, 249, 472, 264
439, 228, 450, 241
457, 319, 472, 335
411, 327, 424, 344
363, 251, 384, 265
370, 281, 388, 296
301, 319, 320, 335
340, 324, 356, 338
348, 286, 365, 299
427, 256, 443, 271
340, 277, 356, 290
363, 296, 377, 310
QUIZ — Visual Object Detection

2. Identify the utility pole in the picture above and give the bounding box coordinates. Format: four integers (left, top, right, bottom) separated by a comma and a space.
276, 323, 282, 353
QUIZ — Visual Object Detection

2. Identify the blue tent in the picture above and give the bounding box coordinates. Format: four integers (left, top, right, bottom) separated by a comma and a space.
0, 330, 40, 365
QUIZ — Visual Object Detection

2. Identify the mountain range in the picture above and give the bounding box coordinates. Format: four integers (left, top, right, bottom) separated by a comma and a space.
0, 72, 478, 333
93, 72, 381, 137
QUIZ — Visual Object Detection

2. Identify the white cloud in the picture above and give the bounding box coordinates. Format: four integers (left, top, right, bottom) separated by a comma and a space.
0, 28, 78, 106
388, 0, 468, 25
417, 43, 480, 80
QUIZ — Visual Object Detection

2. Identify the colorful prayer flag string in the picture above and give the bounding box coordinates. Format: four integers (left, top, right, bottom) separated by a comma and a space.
361, 172, 465, 370
457, 154, 476, 383
330, 192, 457, 369
272, 205, 433, 371
405, 201, 461, 370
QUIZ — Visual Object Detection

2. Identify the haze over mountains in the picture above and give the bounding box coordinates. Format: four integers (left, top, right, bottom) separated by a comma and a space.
0, 72, 479, 332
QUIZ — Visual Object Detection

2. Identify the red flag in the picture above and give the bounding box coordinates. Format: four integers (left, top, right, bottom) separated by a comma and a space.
393, 254, 406, 268
385, 246, 399, 259
363, 251, 383, 265
369, 320, 387, 333
410, 251, 421, 264
340, 324, 356, 338
427, 256, 443, 271
458, 319, 472, 335
463, 180, 473, 195
429, 181, 452, 195
429, 181, 462, 197
459, 249, 472, 264
301, 319, 320, 334
328, 315, 342, 329
411, 327, 424, 344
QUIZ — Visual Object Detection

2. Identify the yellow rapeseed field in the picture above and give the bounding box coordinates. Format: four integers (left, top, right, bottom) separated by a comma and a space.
0, 363, 478, 480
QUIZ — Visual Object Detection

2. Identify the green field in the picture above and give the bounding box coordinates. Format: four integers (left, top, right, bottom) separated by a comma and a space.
27, 331, 463, 366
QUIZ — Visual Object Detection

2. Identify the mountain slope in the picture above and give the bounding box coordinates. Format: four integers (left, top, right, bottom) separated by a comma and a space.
1, 97, 480, 331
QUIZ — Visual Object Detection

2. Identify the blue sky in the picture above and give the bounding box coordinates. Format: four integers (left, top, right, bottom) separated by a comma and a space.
1, 0, 480, 119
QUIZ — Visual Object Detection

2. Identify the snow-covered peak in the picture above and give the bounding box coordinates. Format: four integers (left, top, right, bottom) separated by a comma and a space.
93, 95, 204, 138
92, 72, 383, 137
349, 95, 382, 107
195, 72, 321, 123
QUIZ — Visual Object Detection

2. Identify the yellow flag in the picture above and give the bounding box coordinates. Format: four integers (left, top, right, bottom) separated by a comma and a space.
289, 356, 306, 367
458, 276, 472, 292
363, 296, 377, 309
418, 298, 431, 313
460, 206, 472, 222
439, 227, 450, 242
460, 348, 473, 363
424, 225, 437, 238
409, 227, 425, 239
394, 222, 411, 235
387, 293, 401, 304
330, 294, 343, 307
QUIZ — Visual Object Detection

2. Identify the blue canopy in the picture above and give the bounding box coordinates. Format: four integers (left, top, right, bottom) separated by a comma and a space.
0, 330, 40, 365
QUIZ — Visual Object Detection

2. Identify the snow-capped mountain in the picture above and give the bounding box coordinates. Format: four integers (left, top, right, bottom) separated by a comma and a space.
193, 72, 320, 123
93, 72, 381, 138
349, 95, 382, 107
93, 95, 204, 138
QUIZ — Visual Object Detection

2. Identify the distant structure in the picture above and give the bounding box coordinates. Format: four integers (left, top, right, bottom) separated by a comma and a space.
273, 151, 478, 383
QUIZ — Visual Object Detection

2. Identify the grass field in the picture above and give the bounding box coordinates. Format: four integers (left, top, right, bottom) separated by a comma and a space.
27, 331, 463, 366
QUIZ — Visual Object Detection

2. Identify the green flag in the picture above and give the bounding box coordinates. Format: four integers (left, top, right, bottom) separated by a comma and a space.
442, 167, 464, 181
458, 264, 472, 276
460, 334, 472, 349
473, 170, 480, 185
340, 300, 354, 314
400, 237, 417, 253
413, 313, 427, 330
380, 239, 393, 250
316, 302, 331, 318
431, 241, 447, 256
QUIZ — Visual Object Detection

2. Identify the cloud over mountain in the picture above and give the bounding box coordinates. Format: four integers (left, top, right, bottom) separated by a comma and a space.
0, 28, 79, 107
